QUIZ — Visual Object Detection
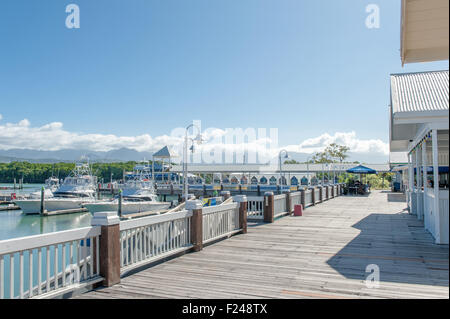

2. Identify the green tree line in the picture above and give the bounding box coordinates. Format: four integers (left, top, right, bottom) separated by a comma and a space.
0, 161, 142, 184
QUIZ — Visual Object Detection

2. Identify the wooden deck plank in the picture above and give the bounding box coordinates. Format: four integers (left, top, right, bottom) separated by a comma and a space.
76, 190, 449, 299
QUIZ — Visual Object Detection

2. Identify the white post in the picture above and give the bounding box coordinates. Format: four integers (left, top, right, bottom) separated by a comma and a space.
422, 139, 428, 225
415, 148, 422, 219
408, 152, 414, 213
432, 129, 441, 244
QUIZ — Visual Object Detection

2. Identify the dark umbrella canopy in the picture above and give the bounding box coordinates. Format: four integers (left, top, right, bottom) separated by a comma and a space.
346, 165, 377, 174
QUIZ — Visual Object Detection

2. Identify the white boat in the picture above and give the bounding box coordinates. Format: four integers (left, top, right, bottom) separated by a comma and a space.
14, 162, 97, 215
29, 176, 60, 199
83, 162, 170, 215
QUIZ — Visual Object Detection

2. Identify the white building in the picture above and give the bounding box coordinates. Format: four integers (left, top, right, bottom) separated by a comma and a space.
389, 0, 449, 244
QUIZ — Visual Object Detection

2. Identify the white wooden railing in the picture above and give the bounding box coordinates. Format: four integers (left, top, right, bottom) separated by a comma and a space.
314, 188, 320, 203
290, 192, 302, 208
305, 189, 313, 207
247, 196, 264, 220
274, 194, 287, 216
202, 203, 240, 244
0, 227, 101, 299
119, 211, 193, 275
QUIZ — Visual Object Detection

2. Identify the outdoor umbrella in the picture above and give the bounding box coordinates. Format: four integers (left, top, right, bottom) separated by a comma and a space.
346, 165, 377, 184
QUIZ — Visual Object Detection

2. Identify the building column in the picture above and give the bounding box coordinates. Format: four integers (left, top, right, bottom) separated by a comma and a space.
415, 148, 422, 219
408, 152, 414, 214
432, 129, 441, 244
422, 138, 428, 226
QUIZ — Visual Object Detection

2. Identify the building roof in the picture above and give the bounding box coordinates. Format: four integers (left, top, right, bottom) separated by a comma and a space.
400, 0, 449, 65
391, 70, 449, 114
152, 146, 172, 158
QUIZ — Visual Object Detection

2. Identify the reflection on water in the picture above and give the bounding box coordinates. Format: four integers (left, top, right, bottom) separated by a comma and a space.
0, 209, 93, 241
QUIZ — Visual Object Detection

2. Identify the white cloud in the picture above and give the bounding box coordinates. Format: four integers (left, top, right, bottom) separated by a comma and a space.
292, 131, 389, 155
0, 118, 389, 161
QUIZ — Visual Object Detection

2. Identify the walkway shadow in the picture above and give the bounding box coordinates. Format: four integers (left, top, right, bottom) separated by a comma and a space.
326, 212, 449, 287
387, 193, 406, 202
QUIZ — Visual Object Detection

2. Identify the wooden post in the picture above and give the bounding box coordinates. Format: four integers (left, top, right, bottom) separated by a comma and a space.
285, 191, 291, 215
264, 192, 274, 223
300, 189, 305, 208
40, 186, 45, 215
187, 200, 203, 251
91, 212, 121, 287
311, 187, 316, 205
118, 190, 123, 218
319, 186, 323, 202
234, 195, 248, 234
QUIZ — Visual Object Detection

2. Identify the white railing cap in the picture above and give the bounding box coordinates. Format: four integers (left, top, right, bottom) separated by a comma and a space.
220, 191, 231, 195
233, 195, 247, 202
186, 199, 203, 210
91, 211, 120, 226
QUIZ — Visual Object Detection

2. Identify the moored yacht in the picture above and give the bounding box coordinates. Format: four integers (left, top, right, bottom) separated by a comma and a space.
83, 162, 170, 215
14, 162, 97, 214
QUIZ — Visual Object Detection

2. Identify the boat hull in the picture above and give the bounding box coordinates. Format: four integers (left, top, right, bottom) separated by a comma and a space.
83, 201, 170, 215
14, 198, 94, 215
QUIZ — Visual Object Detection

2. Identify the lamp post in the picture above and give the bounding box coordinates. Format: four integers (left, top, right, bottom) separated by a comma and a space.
183, 124, 203, 201
278, 150, 289, 185
306, 155, 313, 187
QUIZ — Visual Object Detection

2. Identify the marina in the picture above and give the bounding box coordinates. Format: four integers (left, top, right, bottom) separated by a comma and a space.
0, 0, 448, 303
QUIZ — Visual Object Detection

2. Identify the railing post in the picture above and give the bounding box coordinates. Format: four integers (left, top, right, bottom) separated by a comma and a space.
285, 191, 291, 215
234, 195, 248, 234
187, 200, 203, 252
264, 192, 274, 223
319, 186, 323, 202
311, 187, 316, 205
91, 211, 121, 287
221, 191, 231, 201
300, 189, 305, 208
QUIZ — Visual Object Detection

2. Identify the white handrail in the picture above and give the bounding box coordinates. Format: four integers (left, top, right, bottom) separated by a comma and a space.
0, 227, 101, 299
0, 227, 100, 255
120, 210, 192, 231
202, 202, 240, 244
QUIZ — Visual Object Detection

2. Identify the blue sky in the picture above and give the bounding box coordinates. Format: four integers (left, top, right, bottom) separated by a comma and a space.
0, 0, 448, 159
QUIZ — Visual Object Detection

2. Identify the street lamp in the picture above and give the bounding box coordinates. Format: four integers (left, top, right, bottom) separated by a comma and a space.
183, 124, 203, 201
278, 150, 289, 185
306, 155, 313, 187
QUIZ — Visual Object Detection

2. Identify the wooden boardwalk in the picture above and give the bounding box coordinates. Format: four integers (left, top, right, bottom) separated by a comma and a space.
76, 190, 449, 299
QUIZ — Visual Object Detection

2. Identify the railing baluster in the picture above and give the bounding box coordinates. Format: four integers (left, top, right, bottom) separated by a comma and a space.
83, 240, 87, 280
54, 245, 58, 290
76, 241, 80, 284
38, 248, 42, 295
0, 255, 3, 299
62, 244, 66, 287
89, 237, 94, 278
29, 250, 33, 297
10, 254, 14, 299
96, 236, 100, 275
46, 247, 50, 293
19, 252, 23, 298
